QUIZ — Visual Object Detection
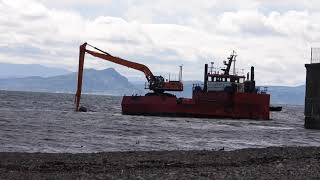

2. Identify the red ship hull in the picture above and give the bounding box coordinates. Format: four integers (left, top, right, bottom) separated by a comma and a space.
122, 91, 270, 120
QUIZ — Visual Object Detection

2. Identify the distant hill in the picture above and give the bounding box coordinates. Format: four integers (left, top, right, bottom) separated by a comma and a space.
267, 85, 305, 105
0, 63, 306, 104
0, 68, 141, 95
0, 63, 71, 78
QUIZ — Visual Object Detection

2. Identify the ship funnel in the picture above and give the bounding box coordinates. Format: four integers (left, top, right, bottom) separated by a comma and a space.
251, 66, 255, 81
204, 64, 208, 92
250, 66, 256, 92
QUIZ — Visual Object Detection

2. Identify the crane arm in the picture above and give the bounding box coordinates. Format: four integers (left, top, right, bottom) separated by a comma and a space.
75, 42, 183, 111
81, 43, 154, 80
75, 42, 155, 111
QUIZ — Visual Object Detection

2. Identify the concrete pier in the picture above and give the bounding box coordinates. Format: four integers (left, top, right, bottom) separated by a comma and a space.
305, 63, 320, 129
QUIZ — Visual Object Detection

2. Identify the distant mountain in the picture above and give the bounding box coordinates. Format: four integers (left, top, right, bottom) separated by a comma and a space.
0, 68, 141, 95
267, 85, 305, 105
0, 63, 71, 78
0, 63, 306, 104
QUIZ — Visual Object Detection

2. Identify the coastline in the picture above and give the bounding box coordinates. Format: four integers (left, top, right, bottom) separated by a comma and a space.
1, 147, 320, 179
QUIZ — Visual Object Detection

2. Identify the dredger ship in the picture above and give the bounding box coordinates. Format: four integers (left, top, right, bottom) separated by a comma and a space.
75, 43, 270, 120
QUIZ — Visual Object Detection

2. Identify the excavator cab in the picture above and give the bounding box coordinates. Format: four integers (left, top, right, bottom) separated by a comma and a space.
152, 76, 165, 87
146, 75, 183, 93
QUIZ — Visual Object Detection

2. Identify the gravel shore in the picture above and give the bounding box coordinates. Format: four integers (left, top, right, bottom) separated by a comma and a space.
1, 147, 320, 179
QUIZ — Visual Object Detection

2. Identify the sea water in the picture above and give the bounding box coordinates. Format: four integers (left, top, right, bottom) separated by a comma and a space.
1, 90, 320, 153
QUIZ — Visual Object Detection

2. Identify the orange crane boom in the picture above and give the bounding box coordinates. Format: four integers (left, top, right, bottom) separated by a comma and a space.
75, 43, 183, 111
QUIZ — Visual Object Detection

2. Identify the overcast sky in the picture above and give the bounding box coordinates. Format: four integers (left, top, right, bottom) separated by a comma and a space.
1, 0, 320, 85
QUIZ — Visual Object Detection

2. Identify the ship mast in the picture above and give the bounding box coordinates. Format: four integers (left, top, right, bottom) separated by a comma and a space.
232, 50, 237, 75
221, 50, 237, 75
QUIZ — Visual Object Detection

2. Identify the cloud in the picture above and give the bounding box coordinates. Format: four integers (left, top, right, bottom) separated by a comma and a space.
40, 0, 113, 6
0, 0, 320, 86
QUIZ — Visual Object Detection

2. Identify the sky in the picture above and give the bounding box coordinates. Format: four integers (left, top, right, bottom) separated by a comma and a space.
1, 0, 320, 85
